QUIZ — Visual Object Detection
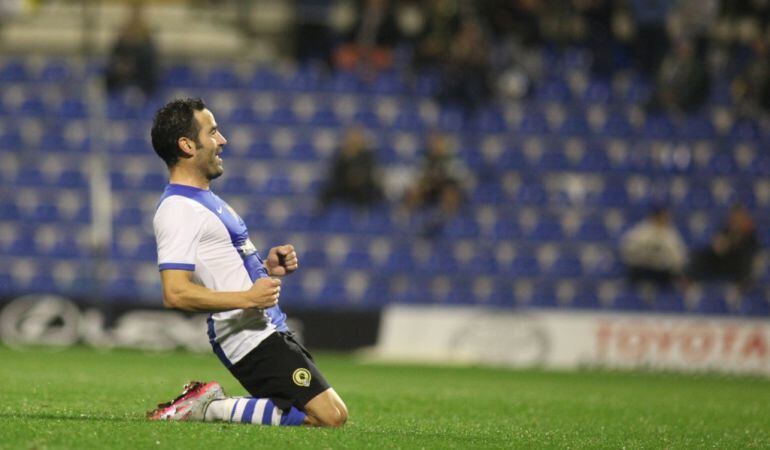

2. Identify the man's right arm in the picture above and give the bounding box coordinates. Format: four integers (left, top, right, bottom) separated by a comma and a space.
160, 270, 281, 312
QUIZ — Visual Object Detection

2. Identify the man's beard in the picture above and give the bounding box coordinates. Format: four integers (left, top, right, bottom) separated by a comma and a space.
206, 166, 224, 180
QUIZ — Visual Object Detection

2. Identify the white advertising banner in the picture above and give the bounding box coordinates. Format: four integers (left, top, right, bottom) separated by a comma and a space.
373, 304, 770, 376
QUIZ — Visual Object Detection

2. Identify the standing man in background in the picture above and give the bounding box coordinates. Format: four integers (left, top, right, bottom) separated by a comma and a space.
146, 98, 347, 427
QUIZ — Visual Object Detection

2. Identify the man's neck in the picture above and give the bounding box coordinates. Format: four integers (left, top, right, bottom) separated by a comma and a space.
168, 167, 210, 190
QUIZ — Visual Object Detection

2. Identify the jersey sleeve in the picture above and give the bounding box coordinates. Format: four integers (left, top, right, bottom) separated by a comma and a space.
153, 196, 204, 271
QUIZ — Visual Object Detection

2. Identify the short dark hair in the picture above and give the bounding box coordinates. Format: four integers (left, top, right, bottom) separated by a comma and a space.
150, 98, 207, 167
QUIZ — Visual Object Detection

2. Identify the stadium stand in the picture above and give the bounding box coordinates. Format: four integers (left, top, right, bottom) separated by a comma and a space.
0, 43, 767, 314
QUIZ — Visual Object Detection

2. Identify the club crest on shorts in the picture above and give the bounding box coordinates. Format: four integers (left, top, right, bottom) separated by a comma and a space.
292, 368, 312, 387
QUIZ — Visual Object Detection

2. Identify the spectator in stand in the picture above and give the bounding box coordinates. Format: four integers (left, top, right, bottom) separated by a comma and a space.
573, 0, 617, 76
411, 0, 462, 70
619, 205, 688, 287
686, 204, 760, 287
649, 37, 710, 113
628, 0, 673, 76
480, 0, 543, 47
403, 132, 466, 236
105, 4, 158, 96
731, 36, 770, 117
333, 0, 401, 76
319, 127, 384, 210
438, 19, 494, 111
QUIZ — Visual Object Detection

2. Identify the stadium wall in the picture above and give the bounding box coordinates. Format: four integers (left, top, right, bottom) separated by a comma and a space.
0, 294, 379, 352
3, 294, 768, 377
372, 305, 770, 376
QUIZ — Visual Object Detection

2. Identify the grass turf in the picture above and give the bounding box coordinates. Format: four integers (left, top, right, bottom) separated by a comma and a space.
1, 345, 769, 449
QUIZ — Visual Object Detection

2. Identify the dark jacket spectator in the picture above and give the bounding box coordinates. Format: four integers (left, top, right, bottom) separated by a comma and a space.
105, 5, 158, 96
650, 38, 710, 113
320, 127, 384, 209
687, 204, 760, 285
731, 37, 770, 116
403, 132, 466, 235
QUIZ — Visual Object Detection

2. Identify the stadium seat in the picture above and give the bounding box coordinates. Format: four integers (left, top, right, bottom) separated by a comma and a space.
693, 288, 731, 315
161, 64, 199, 88
738, 292, 770, 317
0, 59, 30, 82
534, 79, 571, 103
205, 67, 242, 89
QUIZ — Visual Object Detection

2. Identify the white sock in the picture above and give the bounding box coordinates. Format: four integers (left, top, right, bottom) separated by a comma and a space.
204, 397, 306, 426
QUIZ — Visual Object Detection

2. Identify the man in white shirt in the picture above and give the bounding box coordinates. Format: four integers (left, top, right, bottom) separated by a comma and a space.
620, 205, 687, 287
146, 98, 347, 427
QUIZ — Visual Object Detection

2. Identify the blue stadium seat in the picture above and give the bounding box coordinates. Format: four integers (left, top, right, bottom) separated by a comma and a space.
693, 289, 730, 315
582, 79, 612, 104
576, 215, 609, 242
556, 112, 590, 136
373, 71, 407, 95
328, 71, 362, 93
205, 67, 242, 89
228, 104, 256, 124
161, 64, 199, 87
570, 283, 600, 309
611, 288, 649, 312
56, 169, 88, 189
681, 116, 716, 140
114, 205, 143, 226
517, 110, 550, 136
0, 200, 19, 220
524, 217, 564, 241
437, 107, 464, 132
39, 59, 75, 83
19, 95, 46, 117
728, 119, 761, 142
534, 79, 570, 102
620, 77, 652, 103
444, 215, 480, 239
413, 72, 441, 96
471, 107, 507, 133
707, 152, 737, 175
601, 113, 633, 137
548, 251, 583, 277
738, 292, 770, 317
471, 182, 505, 204
506, 253, 540, 277
515, 179, 548, 205
393, 109, 425, 132
58, 98, 87, 119
15, 167, 46, 186
27, 272, 58, 293
530, 280, 558, 307
265, 106, 297, 126
0, 60, 30, 82
654, 291, 686, 313
641, 114, 676, 139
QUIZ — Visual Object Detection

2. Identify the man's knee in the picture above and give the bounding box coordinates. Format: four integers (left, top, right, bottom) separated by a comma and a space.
305, 388, 348, 427
317, 405, 347, 427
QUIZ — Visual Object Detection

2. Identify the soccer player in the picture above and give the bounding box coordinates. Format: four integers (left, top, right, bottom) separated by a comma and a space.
146, 98, 348, 427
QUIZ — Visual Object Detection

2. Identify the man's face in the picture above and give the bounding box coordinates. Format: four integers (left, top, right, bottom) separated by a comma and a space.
191, 109, 227, 180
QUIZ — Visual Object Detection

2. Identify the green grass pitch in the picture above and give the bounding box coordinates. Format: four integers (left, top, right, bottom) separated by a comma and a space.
1, 345, 769, 449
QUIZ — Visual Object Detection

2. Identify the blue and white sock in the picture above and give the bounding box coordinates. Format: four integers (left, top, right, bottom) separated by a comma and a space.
204, 397, 306, 426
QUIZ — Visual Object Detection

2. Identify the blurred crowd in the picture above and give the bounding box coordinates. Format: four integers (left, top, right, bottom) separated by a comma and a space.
294, 0, 770, 116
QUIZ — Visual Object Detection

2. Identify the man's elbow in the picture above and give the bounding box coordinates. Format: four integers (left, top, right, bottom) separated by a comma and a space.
162, 289, 185, 310
162, 293, 178, 309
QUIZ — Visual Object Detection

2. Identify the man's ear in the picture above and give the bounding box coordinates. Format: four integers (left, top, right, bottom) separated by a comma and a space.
177, 137, 195, 157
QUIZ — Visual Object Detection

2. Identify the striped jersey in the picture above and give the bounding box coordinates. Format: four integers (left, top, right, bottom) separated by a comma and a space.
153, 183, 288, 367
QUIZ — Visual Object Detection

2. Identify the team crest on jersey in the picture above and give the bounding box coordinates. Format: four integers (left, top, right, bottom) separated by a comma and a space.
292, 368, 312, 387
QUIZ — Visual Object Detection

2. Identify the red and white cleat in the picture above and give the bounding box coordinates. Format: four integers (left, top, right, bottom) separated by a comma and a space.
147, 381, 225, 421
